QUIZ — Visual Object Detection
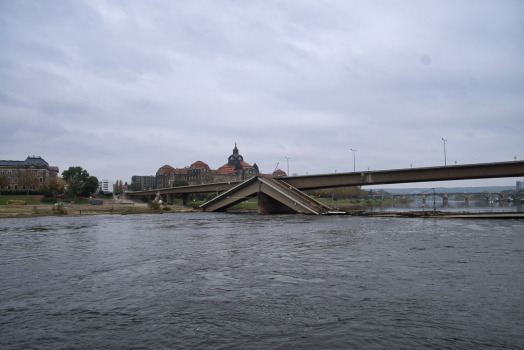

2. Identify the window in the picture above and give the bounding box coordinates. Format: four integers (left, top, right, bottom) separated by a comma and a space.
14, 185, 17, 190
40, 178, 43, 182
14, 177, 18, 182
15, 171, 19, 175
8, 171, 11, 175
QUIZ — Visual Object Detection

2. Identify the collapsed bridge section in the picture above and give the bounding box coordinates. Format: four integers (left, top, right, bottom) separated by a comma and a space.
200, 176, 332, 214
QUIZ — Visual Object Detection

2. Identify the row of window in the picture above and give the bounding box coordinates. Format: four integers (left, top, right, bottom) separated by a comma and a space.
1, 170, 45, 175
6, 177, 43, 183
6, 184, 39, 190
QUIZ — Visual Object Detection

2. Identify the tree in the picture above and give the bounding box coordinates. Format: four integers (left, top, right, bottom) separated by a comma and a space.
81, 176, 99, 197
114, 179, 123, 193
18, 169, 39, 195
62, 166, 90, 198
42, 177, 66, 198
128, 182, 141, 191
0, 174, 9, 196
173, 180, 189, 187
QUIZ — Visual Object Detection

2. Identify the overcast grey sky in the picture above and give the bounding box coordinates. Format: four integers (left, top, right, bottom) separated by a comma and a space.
1, 0, 523, 188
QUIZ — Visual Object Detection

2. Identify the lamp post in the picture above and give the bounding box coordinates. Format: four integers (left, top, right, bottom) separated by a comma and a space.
351, 149, 357, 172
441, 138, 447, 166
285, 157, 291, 176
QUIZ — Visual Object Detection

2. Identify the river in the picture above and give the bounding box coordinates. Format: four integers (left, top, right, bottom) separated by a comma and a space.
1, 213, 523, 349
366, 199, 524, 213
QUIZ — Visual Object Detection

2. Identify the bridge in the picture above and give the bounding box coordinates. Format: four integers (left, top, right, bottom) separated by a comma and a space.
126, 160, 524, 214
370, 192, 524, 202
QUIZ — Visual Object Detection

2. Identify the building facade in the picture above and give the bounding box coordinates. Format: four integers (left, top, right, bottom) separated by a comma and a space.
0, 156, 59, 192
131, 175, 157, 190
154, 144, 285, 189
99, 179, 114, 194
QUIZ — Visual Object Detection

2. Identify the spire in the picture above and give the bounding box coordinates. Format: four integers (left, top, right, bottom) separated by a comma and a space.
235, 142, 237, 148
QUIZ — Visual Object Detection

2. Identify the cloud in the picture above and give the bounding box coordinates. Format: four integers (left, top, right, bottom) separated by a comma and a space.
0, 0, 523, 187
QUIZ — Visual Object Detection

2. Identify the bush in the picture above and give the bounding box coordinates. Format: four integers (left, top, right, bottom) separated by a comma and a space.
52, 202, 67, 215
40, 185, 53, 198
41, 197, 57, 204
162, 206, 172, 211
1, 190, 42, 196
206, 192, 218, 201
147, 200, 161, 210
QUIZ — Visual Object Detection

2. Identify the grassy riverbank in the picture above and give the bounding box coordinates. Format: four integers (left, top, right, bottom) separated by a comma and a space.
0, 195, 198, 218
0, 195, 414, 218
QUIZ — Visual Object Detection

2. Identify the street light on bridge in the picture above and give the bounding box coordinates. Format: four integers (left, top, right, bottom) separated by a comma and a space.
441, 138, 447, 166
351, 149, 357, 172
285, 157, 291, 176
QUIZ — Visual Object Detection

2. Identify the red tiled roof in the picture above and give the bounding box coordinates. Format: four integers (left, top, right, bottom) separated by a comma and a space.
218, 161, 253, 170
272, 169, 287, 177
215, 166, 235, 175
157, 165, 175, 173
190, 160, 210, 169
173, 168, 188, 174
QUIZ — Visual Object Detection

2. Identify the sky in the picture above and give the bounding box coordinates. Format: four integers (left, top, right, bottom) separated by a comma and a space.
1, 0, 523, 188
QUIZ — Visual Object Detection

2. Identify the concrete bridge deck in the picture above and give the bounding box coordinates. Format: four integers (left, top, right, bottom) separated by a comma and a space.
280, 160, 524, 190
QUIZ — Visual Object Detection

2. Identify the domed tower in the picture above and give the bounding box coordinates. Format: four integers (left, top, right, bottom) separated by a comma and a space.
227, 143, 244, 171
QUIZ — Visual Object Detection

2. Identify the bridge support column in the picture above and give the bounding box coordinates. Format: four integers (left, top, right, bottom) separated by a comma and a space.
182, 193, 190, 205
257, 192, 297, 214
422, 195, 426, 204
166, 193, 173, 204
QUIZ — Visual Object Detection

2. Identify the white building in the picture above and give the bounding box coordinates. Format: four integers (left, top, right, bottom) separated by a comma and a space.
99, 179, 114, 194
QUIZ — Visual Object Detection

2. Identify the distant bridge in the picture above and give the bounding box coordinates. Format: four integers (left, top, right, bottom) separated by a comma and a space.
370, 192, 524, 202
126, 160, 524, 214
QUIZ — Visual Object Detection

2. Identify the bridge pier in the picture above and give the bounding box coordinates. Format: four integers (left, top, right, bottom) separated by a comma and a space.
166, 193, 173, 204
182, 193, 190, 205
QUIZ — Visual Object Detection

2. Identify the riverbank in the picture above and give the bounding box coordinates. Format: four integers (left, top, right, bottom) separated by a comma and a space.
0, 197, 199, 219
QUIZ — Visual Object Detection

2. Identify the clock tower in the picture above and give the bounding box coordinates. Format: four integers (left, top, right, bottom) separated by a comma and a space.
227, 143, 244, 170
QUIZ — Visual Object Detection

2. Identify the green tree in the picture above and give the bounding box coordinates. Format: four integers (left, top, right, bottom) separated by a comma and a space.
0, 174, 9, 196
173, 180, 189, 187
62, 166, 90, 198
81, 176, 99, 197
115, 179, 123, 193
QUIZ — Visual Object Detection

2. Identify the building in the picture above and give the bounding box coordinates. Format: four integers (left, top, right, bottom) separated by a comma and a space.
99, 179, 114, 194
131, 175, 157, 190
0, 156, 59, 192
154, 144, 285, 188
517, 181, 522, 190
